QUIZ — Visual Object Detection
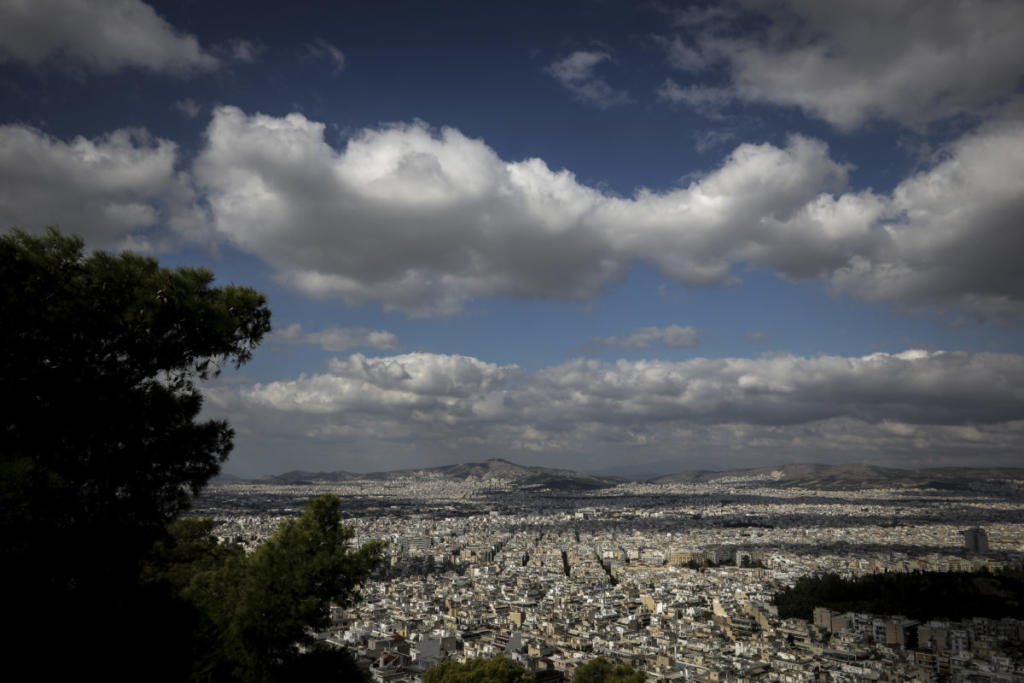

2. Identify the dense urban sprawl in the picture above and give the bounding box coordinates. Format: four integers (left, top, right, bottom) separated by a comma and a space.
196, 473, 1024, 682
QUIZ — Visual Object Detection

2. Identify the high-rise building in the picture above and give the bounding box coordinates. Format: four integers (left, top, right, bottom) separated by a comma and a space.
962, 527, 989, 553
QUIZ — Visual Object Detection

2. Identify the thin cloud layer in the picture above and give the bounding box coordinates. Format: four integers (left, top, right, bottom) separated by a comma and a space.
663, 0, 1024, 129
226, 39, 263, 64
528, 351, 1024, 427
215, 350, 1024, 468
194, 106, 1024, 319
0, 123, 203, 250
172, 98, 202, 119
0, 0, 219, 75
545, 50, 630, 109
657, 79, 733, 112
272, 323, 399, 352
587, 325, 701, 351
304, 39, 346, 74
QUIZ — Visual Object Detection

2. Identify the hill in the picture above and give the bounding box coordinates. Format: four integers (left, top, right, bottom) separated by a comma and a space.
266, 458, 623, 489
263, 470, 358, 485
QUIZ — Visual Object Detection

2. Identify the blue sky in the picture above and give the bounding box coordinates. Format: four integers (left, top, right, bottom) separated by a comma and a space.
2, 0, 1024, 477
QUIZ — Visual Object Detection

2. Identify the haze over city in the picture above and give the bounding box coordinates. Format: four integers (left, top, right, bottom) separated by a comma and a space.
2, 0, 1023, 478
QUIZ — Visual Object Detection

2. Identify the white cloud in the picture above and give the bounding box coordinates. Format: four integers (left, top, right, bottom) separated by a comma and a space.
668, 0, 1024, 129
272, 323, 399, 351
213, 349, 1024, 470
587, 325, 701, 351
545, 50, 630, 109
194, 106, 627, 315
241, 352, 518, 416
194, 106, 1024, 319
193, 107, 849, 315
0, 123, 204, 250
0, 0, 219, 75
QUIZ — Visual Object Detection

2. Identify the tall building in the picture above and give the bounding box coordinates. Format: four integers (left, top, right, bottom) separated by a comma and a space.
962, 527, 989, 553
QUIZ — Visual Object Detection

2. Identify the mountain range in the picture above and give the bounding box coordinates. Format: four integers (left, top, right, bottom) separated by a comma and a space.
239, 459, 1024, 492
259, 459, 622, 490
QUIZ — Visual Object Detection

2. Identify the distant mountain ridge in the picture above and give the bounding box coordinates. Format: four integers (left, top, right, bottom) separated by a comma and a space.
262, 470, 359, 485
264, 458, 624, 489
651, 462, 1024, 491
252, 460, 1024, 492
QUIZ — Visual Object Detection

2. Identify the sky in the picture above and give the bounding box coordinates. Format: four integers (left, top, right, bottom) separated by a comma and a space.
2, 0, 1024, 478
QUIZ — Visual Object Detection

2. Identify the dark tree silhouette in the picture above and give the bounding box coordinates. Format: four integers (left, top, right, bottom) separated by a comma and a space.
145, 496, 384, 681
1, 228, 270, 677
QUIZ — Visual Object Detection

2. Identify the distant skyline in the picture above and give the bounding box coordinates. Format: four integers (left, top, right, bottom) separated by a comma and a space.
2, 0, 1023, 477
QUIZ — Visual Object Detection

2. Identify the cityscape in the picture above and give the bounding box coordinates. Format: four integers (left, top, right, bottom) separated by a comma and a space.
197, 462, 1024, 681
4, 1, 1024, 680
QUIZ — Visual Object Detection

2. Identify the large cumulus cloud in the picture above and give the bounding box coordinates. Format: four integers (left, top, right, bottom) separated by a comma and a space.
194, 106, 633, 315
211, 349, 1024, 473
194, 106, 1024, 319
5, 105, 1022, 319
193, 106, 855, 315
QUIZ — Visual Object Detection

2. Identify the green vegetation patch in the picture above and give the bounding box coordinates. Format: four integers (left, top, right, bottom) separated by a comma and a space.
774, 570, 1024, 621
